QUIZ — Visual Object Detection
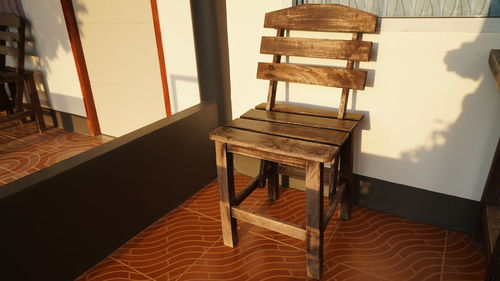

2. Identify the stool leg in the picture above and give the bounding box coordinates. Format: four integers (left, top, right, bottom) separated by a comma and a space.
340, 135, 353, 221
215, 142, 238, 247
268, 162, 279, 201
306, 161, 324, 279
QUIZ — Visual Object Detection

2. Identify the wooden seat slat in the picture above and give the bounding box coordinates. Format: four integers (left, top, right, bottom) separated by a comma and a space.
228, 118, 348, 146
261, 37, 372, 61
210, 127, 338, 163
264, 4, 377, 33
255, 103, 364, 121
241, 109, 357, 132
257, 62, 366, 90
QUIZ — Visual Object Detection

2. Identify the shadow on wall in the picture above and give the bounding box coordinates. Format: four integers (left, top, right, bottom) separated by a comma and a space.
396, 20, 500, 198
169, 74, 199, 113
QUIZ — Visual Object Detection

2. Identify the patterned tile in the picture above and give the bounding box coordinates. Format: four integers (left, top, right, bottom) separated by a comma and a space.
0, 167, 22, 184
75, 257, 153, 281
111, 208, 222, 281
442, 230, 486, 281
0, 122, 109, 187
327, 206, 446, 281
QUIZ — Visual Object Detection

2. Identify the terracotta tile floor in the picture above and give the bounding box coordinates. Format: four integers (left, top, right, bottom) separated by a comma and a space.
0, 121, 110, 186
77, 175, 487, 281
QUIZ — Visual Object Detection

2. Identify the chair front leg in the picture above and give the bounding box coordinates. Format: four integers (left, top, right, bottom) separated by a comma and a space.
215, 142, 238, 247
305, 161, 324, 279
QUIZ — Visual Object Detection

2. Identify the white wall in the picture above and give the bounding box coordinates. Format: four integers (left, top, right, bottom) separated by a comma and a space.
21, 0, 85, 116
226, 1, 500, 201
74, 0, 166, 137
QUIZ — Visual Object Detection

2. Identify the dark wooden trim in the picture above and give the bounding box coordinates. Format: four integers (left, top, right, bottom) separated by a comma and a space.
60, 0, 101, 136
150, 0, 172, 116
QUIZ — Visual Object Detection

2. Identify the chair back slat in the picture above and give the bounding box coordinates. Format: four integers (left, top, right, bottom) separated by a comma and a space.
264, 4, 376, 33
0, 45, 18, 56
261, 36, 372, 61
257, 62, 366, 90
0, 12, 24, 72
0, 30, 19, 41
0, 12, 22, 27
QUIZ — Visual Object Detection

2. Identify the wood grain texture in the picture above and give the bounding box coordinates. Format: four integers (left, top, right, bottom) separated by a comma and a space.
215, 142, 238, 247
228, 144, 306, 168
261, 36, 372, 61
264, 4, 377, 33
266, 29, 284, 111
0, 12, 21, 26
231, 206, 306, 241
0, 45, 18, 56
305, 160, 324, 279
0, 30, 18, 41
268, 162, 280, 201
255, 103, 364, 121
241, 109, 358, 132
210, 126, 338, 163
338, 32, 361, 119
277, 164, 333, 185
257, 62, 366, 90
490, 49, 500, 93
227, 118, 348, 146
339, 135, 353, 221
485, 204, 500, 256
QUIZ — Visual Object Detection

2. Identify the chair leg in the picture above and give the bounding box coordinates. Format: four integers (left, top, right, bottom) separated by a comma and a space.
329, 155, 339, 199
25, 72, 46, 132
215, 142, 238, 247
305, 161, 324, 279
268, 162, 279, 201
340, 135, 353, 221
257, 160, 268, 188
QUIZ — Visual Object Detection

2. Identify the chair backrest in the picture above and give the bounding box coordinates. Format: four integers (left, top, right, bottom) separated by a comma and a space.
257, 4, 377, 119
0, 12, 25, 73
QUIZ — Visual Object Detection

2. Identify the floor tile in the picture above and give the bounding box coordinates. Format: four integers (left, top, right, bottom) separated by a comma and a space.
181, 174, 266, 220
327, 206, 446, 281
111, 208, 222, 281
0, 167, 22, 185
442, 230, 486, 281
75, 257, 153, 281
177, 231, 307, 281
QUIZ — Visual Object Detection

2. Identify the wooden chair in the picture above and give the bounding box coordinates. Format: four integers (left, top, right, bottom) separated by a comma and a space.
0, 12, 45, 132
209, 4, 377, 279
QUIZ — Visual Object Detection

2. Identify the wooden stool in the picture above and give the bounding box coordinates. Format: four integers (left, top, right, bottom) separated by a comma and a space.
209, 4, 377, 279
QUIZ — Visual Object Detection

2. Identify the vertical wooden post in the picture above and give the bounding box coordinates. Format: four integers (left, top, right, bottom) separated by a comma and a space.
60, 0, 101, 136
340, 135, 354, 220
215, 142, 238, 247
305, 160, 324, 279
150, 0, 172, 116
268, 162, 279, 201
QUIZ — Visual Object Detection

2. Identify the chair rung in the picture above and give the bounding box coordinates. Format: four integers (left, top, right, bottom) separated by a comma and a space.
323, 182, 346, 229
231, 206, 306, 241
234, 175, 260, 206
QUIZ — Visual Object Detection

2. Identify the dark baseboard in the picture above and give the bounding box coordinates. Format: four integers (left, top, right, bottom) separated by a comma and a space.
353, 174, 480, 234
42, 108, 90, 135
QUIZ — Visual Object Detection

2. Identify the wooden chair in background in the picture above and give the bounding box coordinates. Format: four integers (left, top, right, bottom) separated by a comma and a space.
209, 4, 377, 279
0, 12, 45, 132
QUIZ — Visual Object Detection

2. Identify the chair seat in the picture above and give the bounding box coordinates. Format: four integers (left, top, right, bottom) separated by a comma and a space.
209, 106, 358, 165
